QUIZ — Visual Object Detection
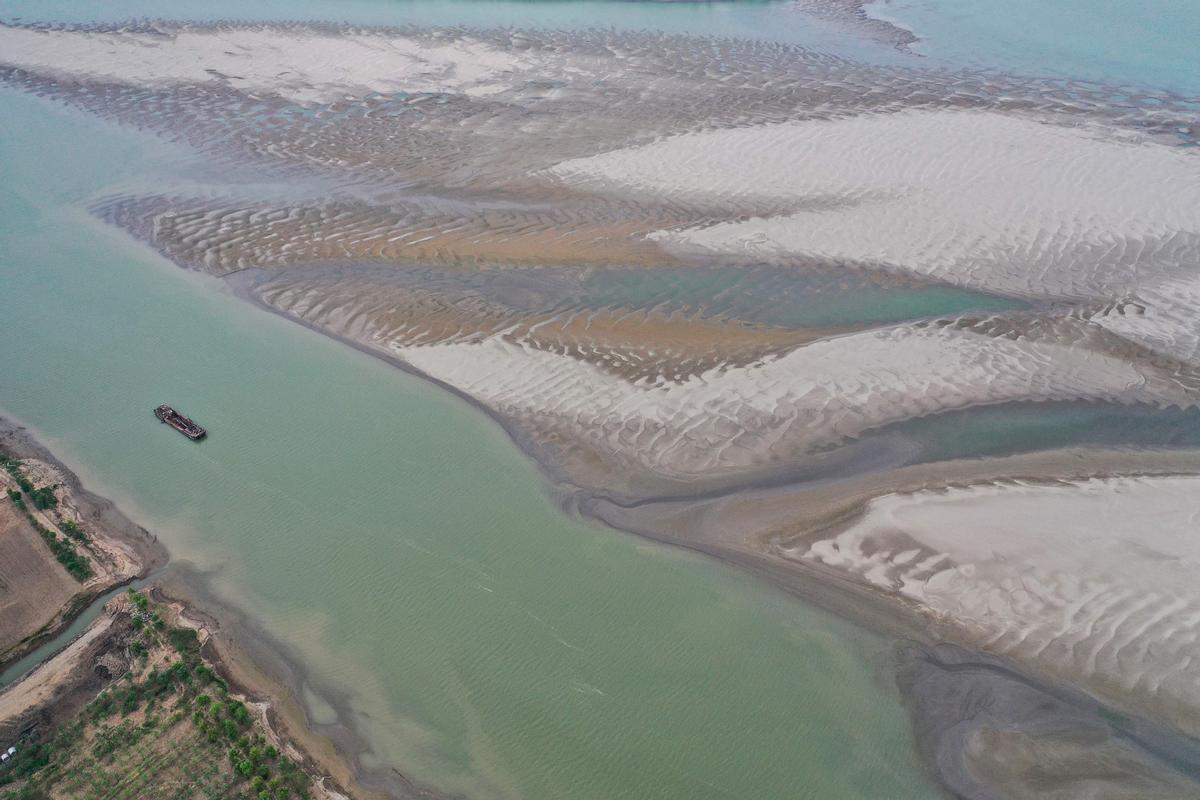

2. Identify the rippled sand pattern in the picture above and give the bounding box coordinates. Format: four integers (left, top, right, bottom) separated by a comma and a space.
794, 476, 1200, 732
6, 19, 1200, 776
98, 196, 681, 271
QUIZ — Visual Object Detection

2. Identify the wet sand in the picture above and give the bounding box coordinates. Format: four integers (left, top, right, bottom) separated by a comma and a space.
234, 259, 1200, 797
151, 565, 444, 800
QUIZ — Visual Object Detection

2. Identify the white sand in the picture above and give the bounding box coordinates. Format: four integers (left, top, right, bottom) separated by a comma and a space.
794, 475, 1200, 719
0, 25, 529, 104
1092, 273, 1200, 365
550, 110, 1200, 301
385, 318, 1193, 482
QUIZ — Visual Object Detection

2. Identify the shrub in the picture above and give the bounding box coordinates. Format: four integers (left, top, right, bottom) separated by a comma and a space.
33, 525, 91, 581
59, 519, 87, 542
168, 627, 201, 659
28, 486, 57, 510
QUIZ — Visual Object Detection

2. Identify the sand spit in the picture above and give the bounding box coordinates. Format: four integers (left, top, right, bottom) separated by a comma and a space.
389, 317, 1197, 498
589, 447, 1200, 798
235, 268, 1200, 507
612, 448, 1200, 728
790, 0, 920, 51
0, 25, 530, 105
798, 473, 1200, 736
901, 643, 1200, 800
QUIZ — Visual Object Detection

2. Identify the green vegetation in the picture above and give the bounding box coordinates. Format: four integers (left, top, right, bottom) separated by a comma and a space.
38, 527, 91, 581
1, 454, 34, 492
60, 518, 89, 543
3, 457, 91, 581
0, 591, 312, 800
0, 455, 55, 508
12, 494, 91, 581
27, 486, 58, 511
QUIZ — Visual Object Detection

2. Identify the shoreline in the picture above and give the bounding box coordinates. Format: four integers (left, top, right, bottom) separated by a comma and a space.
0, 417, 168, 675
230, 265, 1200, 656
9, 268, 1200, 798
229, 265, 1200, 797
0, 417, 410, 800
150, 564, 446, 800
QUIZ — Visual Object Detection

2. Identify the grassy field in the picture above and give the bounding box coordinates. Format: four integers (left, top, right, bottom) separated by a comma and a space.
0, 591, 312, 800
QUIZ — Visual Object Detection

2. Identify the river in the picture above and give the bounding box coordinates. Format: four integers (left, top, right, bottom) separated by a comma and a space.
4, 0, 1194, 796
0, 86, 935, 798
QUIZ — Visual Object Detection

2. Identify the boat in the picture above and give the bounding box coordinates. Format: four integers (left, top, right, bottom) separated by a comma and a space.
154, 405, 207, 441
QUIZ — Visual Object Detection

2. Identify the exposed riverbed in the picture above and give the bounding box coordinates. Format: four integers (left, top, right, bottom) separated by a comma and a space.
3, 1, 1199, 797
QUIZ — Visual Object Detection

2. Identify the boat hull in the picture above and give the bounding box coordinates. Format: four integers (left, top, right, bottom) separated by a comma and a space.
154, 405, 207, 440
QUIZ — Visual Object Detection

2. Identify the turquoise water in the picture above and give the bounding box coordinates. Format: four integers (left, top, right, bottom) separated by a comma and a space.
575, 267, 1024, 330
0, 0, 874, 57
0, 89, 937, 798
868, 0, 1200, 94
872, 402, 1200, 465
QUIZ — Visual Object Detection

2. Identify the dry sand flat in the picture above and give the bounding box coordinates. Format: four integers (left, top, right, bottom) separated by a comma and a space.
0, 25, 533, 105
0, 501, 81, 662
797, 473, 1200, 734
550, 110, 1200, 301
390, 319, 1197, 496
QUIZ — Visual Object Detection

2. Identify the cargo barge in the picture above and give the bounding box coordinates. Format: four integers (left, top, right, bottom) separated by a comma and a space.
154, 405, 207, 441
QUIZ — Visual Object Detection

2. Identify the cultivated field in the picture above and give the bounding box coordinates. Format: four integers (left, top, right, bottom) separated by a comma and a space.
0, 502, 79, 661
1, 590, 313, 800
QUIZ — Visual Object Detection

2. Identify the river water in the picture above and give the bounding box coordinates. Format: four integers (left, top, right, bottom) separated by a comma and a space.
2, 1, 1193, 797
866, 0, 1200, 95
0, 87, 935, 798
